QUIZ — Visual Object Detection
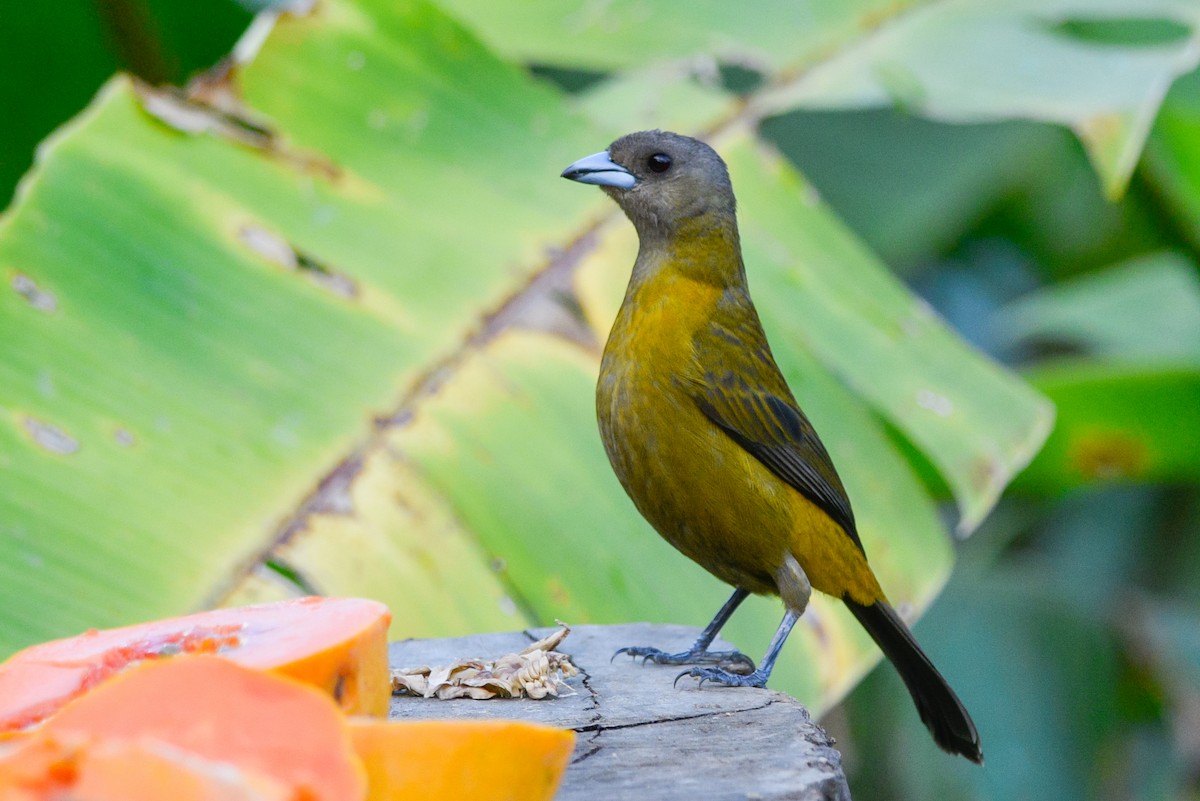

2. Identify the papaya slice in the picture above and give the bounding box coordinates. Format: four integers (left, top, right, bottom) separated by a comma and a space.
78, 737, 294, 801
0, 596, 390, 730
0, 732, 79, 797
29, 655, 366, 801
348, 718, 575, 801
0, 732, 293, 801
82, 739, 292, 801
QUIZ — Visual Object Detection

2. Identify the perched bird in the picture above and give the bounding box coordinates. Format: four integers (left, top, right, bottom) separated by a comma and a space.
561, 130, 982, 763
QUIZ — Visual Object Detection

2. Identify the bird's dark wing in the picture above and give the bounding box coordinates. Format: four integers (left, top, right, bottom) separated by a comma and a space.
686, 296, 863, 553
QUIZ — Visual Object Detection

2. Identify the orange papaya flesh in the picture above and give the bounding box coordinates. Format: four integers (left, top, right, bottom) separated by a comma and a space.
74, 737, 294, 801
0, 732, 82, 797
35, 655, 366, 801
348, 718, 575, 801
0, 732, 293, 801
0, 596, 391, 730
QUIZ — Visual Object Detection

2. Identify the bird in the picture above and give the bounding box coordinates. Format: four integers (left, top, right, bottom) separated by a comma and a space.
560, 130, 982, 763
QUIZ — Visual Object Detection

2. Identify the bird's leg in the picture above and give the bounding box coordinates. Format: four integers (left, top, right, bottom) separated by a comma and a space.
613, 587, 756, 673
676, 607, 799, 688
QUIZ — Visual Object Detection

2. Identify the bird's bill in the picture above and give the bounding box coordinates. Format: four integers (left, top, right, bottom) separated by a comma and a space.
560, 151, 637, 189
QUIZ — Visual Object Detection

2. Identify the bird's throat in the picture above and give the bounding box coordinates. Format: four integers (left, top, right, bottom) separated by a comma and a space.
630, 212, 746, 290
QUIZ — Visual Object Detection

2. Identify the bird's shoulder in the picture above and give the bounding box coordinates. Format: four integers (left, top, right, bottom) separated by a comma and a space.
684, 288, 862, 549
685, 288, 788, 390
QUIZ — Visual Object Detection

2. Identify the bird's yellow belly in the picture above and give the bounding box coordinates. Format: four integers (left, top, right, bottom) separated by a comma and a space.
600, 389, 787, 594
597, 353, 883, 606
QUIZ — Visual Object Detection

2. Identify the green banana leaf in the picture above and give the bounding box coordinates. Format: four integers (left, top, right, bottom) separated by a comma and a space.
17, 0, 1175, 715
441, 0, 1200, 199
1147, 66, 1200, 248
996, 253, 1200, 492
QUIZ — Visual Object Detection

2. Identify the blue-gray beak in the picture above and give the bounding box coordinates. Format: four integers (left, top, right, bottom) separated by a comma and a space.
560, 150, 637, 189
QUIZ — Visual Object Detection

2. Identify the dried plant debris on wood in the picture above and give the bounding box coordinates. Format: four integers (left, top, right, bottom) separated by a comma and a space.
392, 623, 578, 700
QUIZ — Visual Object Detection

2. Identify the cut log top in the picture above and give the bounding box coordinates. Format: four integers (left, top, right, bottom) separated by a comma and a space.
388, 623, 851, 801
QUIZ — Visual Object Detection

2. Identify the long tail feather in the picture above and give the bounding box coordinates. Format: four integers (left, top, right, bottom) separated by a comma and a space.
845, 599, 983, 763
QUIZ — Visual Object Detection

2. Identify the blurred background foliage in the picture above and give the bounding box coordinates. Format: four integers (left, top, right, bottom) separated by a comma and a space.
2, 2, 1198, 800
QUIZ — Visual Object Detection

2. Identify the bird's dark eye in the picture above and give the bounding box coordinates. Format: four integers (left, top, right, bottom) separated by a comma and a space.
647, 153, 672, 173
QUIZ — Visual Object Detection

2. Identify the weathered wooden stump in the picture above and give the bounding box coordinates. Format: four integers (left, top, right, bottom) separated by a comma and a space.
388, 623, 850, 801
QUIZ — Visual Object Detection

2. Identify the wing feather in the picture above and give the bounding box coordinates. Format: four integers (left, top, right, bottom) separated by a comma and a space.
687, 295, 864, 553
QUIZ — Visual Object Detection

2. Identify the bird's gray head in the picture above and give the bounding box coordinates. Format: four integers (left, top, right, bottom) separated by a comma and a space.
560, 130, 736, 238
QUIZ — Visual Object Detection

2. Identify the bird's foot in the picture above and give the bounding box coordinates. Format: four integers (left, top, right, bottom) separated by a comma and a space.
612, 645, 756, 675
674, 665, 770, 689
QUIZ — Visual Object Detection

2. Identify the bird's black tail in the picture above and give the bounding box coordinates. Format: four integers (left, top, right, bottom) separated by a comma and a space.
845, 598, 983, 763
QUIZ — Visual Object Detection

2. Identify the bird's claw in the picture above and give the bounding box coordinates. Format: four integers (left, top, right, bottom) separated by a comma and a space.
674, 666, 769, 689
611, 645, 756, 673
611, 646, 666, 666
